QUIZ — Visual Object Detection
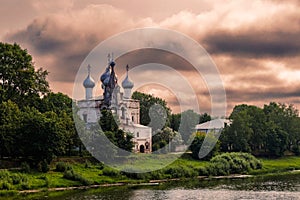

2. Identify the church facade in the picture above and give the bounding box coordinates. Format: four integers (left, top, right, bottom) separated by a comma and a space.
77, 55, 152, 153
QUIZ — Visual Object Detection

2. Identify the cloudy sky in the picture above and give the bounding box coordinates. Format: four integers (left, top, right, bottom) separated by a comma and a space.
1, 0, 300, 116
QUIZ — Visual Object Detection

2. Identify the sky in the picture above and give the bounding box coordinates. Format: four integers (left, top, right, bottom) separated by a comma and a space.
1, 0, 300, 116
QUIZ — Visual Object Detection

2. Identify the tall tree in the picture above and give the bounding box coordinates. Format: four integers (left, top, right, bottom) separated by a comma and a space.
99, 110, 134, 152
199, 113, 211, 124
0, 42, 49, 107
169, 113, 181, 131
190, 131, 219, 160
0, 100, 21, 158
132, 91, 171, 129
179, 109, 200, 144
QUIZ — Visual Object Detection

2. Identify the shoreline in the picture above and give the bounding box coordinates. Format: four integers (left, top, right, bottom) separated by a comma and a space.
16, 174, 263, 195
17, 169, 300, 195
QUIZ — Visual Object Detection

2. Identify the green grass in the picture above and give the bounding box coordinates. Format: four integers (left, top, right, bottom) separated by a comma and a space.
250, 156, 300, 175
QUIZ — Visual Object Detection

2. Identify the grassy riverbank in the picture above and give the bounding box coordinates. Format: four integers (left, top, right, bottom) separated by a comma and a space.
251, 156, 300, 175
1, 154, 300, 197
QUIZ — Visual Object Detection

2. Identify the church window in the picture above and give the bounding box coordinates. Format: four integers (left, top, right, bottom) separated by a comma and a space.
121, 107, 125, 119
83, 114, 87, 123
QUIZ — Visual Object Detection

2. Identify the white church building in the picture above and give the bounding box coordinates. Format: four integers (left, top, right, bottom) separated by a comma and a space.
77, 56, 152, 153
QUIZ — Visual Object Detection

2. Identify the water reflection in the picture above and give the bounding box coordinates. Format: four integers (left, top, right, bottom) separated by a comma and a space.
20, 173, 300, 200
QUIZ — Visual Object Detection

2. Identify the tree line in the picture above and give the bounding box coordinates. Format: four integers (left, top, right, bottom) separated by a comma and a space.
0, 42, 82, 168
220, 103, 300, 157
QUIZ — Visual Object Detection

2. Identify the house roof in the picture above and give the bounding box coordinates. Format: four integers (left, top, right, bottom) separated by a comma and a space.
195, 119, 230, 130
122, 123, 152, 130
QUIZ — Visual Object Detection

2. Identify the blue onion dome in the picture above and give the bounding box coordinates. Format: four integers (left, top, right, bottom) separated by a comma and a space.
103, 76, 110, 86
122, 65, 134, 89
100, 67, 110, 83
83, 65, 95, 88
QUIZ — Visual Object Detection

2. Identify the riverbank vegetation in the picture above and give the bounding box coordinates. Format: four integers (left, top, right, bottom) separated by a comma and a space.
1, 153, 300, 197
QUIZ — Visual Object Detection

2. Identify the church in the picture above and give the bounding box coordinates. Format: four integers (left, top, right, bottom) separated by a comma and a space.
77, 54, 152, 153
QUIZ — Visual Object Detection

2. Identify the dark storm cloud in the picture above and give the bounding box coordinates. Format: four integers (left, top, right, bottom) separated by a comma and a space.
225, 85, 300, 102
5, 17, 104, 83
203, 30, 300, 57
233, 73, 283, 86
114, 48, 198, 75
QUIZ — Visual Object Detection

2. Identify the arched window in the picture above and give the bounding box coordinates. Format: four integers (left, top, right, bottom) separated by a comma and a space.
137, 132, 139, 137
132, 116, 134, 122
121, 107, 125, 119
83, 114, 87, 123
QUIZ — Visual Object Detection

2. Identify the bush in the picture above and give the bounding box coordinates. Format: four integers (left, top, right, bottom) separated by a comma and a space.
55, 162, 72, 172
38, 160, 50, 173
0, 170, 10, 180
11, 173, 28, 185
84, 160, 91, 168
102, 167, 120, 177
63, 169, 91, 186
148, 170, 164, 180
0, 181, 13, 190
122, 172, 151, 180
20, 162, 30, 173
163, 166, 198, 178
198, 167, 208, 176
189, 132, 220, 160
207, 152, 262, 176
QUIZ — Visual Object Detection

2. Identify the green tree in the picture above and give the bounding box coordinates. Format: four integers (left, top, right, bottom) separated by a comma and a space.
0, 42, 49, 108
99, 110, 134, 152
179, 110, 200, 144
99, 109, 119, 132
169, 113, 181, 131
39, 92, 78, 156
39, 92, 72, 114
132, 91, 171, 128
152, 127, 180, 152
19, 107, 67, 163
0, 100, 21, 158
220, 109, 253, 152
264, 102, 299, 152
199, 113, 211, 124
189, 131, 219, 160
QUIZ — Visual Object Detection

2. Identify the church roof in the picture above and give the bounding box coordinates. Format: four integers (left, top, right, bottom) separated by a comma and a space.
122, 65, 134, 89
195, 119, 230, 130
83, 65, 95, 88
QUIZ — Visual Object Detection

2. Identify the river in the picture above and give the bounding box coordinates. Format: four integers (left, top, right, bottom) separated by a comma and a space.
20, 173, 300, 200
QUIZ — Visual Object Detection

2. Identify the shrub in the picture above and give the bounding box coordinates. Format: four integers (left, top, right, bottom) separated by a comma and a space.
0, 170, 10, 180
163, 165, 198, 178
0, 181, 13, 190
11, 173, 28, 185
207, 152, 262, 176
63, 169, 91, 186
102, 167, 120, 177
55, 162, 72, 172
21, 182, 31, 190
38, 160, 50, 173
148, 170, 164, 180
208, 157, 230, 176
123, 172, 151, 180
95, 162, 105, 170
20, 162, 30, 173
84, 160, 91, 168
189, 132, 220, 160
198, 167, 208, 176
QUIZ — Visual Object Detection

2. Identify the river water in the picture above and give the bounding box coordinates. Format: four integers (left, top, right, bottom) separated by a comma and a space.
23, 173, 300, 200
